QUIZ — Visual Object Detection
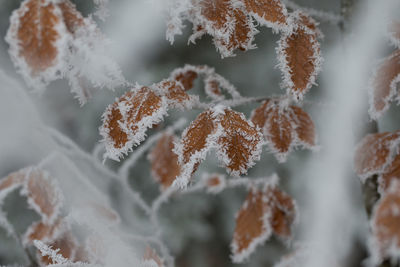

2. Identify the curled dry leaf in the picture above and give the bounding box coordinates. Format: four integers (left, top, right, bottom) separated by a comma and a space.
174, 106, 263, 187
370, 181, 400, 264
6, 0, 124, 104
154, 80, 194, 109
100, 86, 168, 161
149, 133, 181, 190
277, 11, 322, 100
39, 231, 79, 265
167, 0, 289, 57
251, 100, 317, 162
369, 50, 400, 120
231, 184, 297, 263
354, 131, 400, 182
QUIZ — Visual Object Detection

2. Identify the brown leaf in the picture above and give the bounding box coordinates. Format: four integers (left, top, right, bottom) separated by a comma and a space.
12, 0, 62, 74
354, 131, 400, 180
39, 232, 78, 265
172, 70, 198, 91
0, 169, 27, 192
217, 109, 263, 175
100, 86, 168, 160
25, 168, 62, 223
58, 0, 85, 34
231, 185, 297, 263
242, 0, 288, 27
269, 187, 297, 239
251, 100, 316, 162
277, 11, 322, 100
24, 219, 64, 245
149, 133, 181, 190
371, 181, 400, 262
369, 50, 400, 119
232, 189, 270, 263
155, 80, 193, 109
289, 106, 316, 147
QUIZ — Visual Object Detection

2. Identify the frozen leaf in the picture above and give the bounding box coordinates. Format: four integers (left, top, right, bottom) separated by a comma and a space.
369, 50, 400, 119
370, 181, 400, 264
171, 68, 198, 91
231, 184, 297, 263
24, 219, 65, 245
6, 0, 124, 104
143, 246, 164, 267
242, 0, 288, 29
100, 86, 168, 161
174, 106, 262, 187
354, 131, 400, 182
217, 108, 263, 176
154, 80, 195, 109
23, 168, 63, 224
0, 167, 63, 224
149, 133, 181, 190
202, 173, 226, 194
251, 100, 317, 162
277, 11, 322, 100
39, 232, 78, 265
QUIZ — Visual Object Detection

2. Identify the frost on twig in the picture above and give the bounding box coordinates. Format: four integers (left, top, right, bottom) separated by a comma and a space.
34, 239, 69, 265
173, 105, 263, 188
6, 0, 125, 105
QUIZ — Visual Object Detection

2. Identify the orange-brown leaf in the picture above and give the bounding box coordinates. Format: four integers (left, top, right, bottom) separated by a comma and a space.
155, 80, 193, 109
269, 187, 297, 239
289, 106, 316, 147
380, 153, 400, 192
242, 0, 288, 27
277, 12, 322, 100
101, 86, 168, 160
39, 232, 78, 265
173, 70, 198, 91
232, 189, 271, 263
13, 0, 62, 74
354, 131, 400, 180
58, 0, 85, 34
371, 182, 400, 262
24, 219, 64, 245
369, 50, 400, 119
149, 133, 181, 190
217, 109, 263, 176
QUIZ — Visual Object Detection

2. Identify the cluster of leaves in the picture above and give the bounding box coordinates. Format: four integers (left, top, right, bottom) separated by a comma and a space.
354, 18, 400, 265
0, 167, 124, 266
1, 0, 326, 266
167, 0, 323, 100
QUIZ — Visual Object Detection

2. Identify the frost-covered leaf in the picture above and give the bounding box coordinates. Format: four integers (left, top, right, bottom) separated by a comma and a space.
6, 0, 124, 105
23, 168, 63, 224
242, 0, 288, 28
174, 106, 262, 187
24, 218, 65, 246
100, 86, 168, 161
369, 50, 400, 119
37, 232, 78, 265
143, 246, 164, 267
149, 133, 181, 190
370, 181, 400, 265
251, 100, 317, 162
277, 11, 322, 100
202, 173, 226, 194
89, 202, 120, 225
380, 153, 400, 193
153, 80, 195, 109
0, 167, 63, 224
354, 131, 400, 182
231, 184, 297, 263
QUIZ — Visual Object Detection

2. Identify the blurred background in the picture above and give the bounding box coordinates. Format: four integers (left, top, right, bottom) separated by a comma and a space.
1, 0, 398, 266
